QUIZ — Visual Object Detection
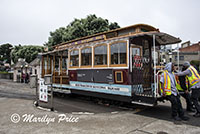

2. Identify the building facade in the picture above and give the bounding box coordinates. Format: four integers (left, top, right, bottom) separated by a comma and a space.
29, 58, 40, 79
160, 41, 200, 70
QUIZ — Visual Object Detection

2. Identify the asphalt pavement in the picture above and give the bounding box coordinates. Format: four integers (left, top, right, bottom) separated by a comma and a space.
0, 79, 199, 134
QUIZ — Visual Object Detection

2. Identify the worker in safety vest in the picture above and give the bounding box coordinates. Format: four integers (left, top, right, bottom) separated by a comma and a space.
175, 74, 195, 112
160, 62, 189, 121
175, 61, 200, 117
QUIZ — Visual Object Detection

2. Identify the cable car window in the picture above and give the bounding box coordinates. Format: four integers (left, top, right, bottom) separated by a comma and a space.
55, 57, 59, 71
44, 57, 47, 70
81, 47, 92, 66
62, 58, 67, 69
132, 48, 140, 56
151, 50, 159, 64
94, 45, 107, 65
110, 41, 127, 65
47, 57, 51, 70
70, 50, 79, 67
131, 45, 142, 68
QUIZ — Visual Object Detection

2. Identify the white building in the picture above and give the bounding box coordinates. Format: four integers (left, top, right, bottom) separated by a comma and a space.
29, 58, 40, 79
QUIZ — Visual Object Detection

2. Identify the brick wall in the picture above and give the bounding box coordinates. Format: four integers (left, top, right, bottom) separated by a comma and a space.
180, 42, 200, 52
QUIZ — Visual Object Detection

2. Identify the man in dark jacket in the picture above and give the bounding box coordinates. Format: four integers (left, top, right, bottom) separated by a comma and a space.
175, 61, 200, 117
176, 68, 195, 112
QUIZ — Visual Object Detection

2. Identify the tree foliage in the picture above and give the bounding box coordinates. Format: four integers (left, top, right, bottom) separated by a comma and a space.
190, 60, 200, 71
0, 43, 13, 63
11, 45, 44, 63
45, 14, 120, 47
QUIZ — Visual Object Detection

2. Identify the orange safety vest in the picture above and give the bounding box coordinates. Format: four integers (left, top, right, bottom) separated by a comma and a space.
160, 70, 172, 96
187, 66, 200, 87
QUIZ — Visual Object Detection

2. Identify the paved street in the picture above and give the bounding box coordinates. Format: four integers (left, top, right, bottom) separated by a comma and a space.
0, 79, 199, 134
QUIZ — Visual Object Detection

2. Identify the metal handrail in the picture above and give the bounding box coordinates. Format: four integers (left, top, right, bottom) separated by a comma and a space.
155, 70, 164, 97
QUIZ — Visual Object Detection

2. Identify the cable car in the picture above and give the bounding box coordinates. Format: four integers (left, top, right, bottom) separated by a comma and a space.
40, 24, 181, 106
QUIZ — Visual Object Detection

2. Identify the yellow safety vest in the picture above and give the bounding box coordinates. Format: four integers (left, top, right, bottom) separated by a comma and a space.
186, 66, 200, 87
160, 70, 172, 96
175, 76, 189, 91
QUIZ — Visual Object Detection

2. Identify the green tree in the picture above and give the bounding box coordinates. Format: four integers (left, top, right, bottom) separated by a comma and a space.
0, 43, 13, 64
45, 14, 120, 47
190, 60, 200, 71
11, 45, 44, 63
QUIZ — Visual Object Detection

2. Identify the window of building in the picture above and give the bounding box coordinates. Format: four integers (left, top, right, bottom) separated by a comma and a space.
81, 47, 92, 66
175, 56, 184, 61
110, 41, 127, 65
180, 56, 184, 61
35, 69, 37, 75
29, 68, 32, 75
94, 45, 107, 66
70, 50, 79, 67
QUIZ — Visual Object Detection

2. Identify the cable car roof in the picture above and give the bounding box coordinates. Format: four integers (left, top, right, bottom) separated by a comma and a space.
41, 23, 181, 55
129, 31, 181, 46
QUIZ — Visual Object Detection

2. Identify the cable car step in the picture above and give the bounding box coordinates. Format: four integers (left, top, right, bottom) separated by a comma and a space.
131, 101, 155, 107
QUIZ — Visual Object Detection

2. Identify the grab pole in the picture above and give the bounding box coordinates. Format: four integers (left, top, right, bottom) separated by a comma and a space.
177, 43, 180, 70
153, 34, 157, 97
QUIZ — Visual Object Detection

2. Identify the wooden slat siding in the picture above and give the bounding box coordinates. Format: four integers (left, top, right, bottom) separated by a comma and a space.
47, 55, 51, 74
50, 56, 52, 74
46, 55, 48, 74
44, 56, 46, 75
53, 55, 55, 83
60, 54, 63, 85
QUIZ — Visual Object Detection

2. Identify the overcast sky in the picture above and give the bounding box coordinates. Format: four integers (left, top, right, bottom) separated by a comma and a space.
0, 0, 199, 46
